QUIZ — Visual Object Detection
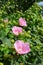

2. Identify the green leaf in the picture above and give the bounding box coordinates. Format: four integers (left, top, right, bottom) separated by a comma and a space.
2, 38, 12, 48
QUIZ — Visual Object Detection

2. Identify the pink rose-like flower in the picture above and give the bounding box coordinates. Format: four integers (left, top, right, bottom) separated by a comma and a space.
3, 18, 8, 23
19, 17, 27, 27
12, 26, 22, 36
14, 40, 30, 54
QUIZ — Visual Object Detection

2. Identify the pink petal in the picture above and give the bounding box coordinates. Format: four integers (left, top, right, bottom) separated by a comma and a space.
12, 26, 22, 36
14, 40, 30, 54
19, 17, 27, 27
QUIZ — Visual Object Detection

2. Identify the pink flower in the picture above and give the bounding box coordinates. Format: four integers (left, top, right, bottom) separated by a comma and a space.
3, 18, 8, 22
14, 40, 30, 54
12, 26, 22, 36
19, 17, 27, 27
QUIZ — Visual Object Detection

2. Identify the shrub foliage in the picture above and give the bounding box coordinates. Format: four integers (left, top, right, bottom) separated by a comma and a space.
0, 2, 43, 65
0, 0, 35, 13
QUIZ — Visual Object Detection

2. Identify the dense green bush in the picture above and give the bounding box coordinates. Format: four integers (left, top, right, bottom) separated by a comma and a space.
0, 3, 43, 65
0, 0, 35, 13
